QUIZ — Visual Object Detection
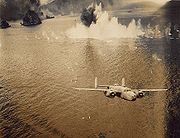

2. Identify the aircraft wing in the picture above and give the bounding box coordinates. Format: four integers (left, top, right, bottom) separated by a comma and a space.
74, 87, 107, 92
98, 85, 110, 87
137, 89, 168, 92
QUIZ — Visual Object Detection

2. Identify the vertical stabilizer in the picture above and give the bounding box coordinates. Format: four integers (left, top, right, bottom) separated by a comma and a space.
122, 78, 125, 87
95, 77, 98, 88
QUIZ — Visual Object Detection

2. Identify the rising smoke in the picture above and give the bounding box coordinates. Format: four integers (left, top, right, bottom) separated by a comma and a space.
40, 0, 125, 16
0, 0, 128, 20
0, 0, 168, 20
66, 3, 144, 40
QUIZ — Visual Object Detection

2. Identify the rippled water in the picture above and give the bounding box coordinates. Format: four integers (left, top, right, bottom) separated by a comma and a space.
0, 16, 179, 138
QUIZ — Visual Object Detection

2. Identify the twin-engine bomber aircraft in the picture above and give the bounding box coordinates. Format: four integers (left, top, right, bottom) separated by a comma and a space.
74, 78, 167, 101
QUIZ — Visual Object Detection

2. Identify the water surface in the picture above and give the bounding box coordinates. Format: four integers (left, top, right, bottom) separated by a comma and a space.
0, 16, 179, 138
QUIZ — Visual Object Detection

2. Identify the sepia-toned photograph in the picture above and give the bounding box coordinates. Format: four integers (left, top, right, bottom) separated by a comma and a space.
0, 0, 179, 138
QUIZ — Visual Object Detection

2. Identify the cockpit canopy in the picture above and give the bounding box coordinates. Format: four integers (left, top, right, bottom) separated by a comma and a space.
124, 88, 131, 92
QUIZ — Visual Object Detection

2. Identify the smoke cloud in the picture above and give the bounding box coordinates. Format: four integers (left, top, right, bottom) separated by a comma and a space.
40, 0, 125, 16
0, 0, 169, 20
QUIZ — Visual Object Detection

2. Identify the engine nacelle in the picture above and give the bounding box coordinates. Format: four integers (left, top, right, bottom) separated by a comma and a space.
138, 92, 144, 98
104, 90, 116, 98
134, 90, 144, 98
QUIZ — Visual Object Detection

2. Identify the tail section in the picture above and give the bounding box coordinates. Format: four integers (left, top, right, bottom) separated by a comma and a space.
95, 77, 109, 88
122, 78, 125, 87
95, 77, 98, 88
93, 0, 96, 8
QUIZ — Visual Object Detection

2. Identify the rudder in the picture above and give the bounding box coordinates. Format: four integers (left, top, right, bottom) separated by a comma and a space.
122, 78, 125, 87
95, 77, 98, 88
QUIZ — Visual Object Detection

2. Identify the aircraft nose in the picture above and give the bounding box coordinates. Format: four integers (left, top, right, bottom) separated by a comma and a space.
132, 95, 136, 101
132, 97, 136, 101
133, 94, 137, 99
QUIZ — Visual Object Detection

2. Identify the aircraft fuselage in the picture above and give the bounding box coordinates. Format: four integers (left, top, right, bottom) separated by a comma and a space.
105, 86, 142, 101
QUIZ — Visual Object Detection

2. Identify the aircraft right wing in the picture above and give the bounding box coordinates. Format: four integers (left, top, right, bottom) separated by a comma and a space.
138, 89, 168, 92
74, 87, 108, 92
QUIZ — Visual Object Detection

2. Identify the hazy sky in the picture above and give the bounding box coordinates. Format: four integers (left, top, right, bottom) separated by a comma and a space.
128, 0, 170, 5
141, 0, 170, 4
40, 0, 170, 5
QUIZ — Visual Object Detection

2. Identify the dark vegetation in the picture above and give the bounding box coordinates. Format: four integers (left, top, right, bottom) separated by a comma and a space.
0, 0, 40, 20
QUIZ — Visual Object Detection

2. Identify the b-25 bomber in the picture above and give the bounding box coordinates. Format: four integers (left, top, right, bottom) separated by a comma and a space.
74, 77, 167, 101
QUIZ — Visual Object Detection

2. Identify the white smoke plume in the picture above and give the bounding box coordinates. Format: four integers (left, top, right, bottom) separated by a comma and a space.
66, 3, 144, 40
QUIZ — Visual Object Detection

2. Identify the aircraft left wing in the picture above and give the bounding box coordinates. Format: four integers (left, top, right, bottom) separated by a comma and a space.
137, 89, 168, 92
74, 87, 107, 92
